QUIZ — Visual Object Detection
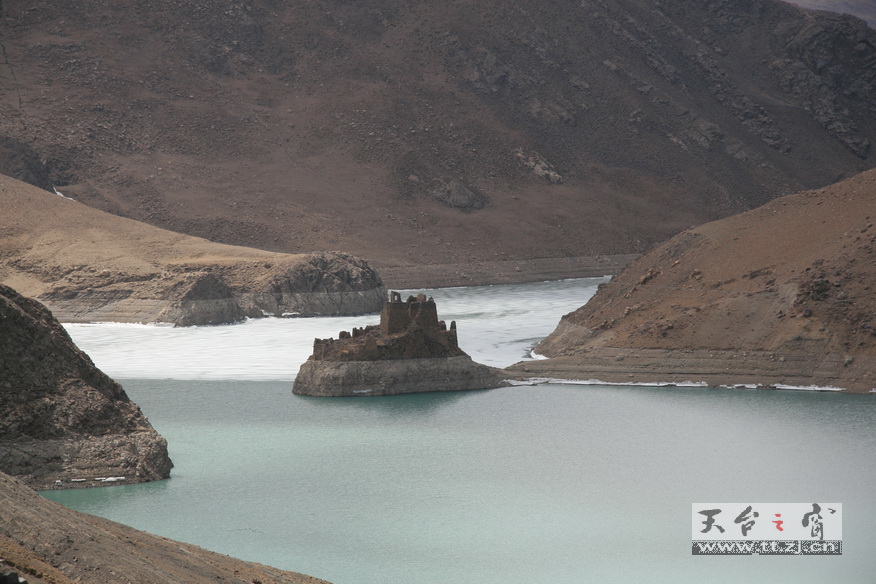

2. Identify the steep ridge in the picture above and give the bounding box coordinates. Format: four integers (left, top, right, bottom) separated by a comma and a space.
0, 174, 385, 324
0, 0, 874, 271
510, 168, 876, 393
0, 472, 329, 584
0, 284, 173, 489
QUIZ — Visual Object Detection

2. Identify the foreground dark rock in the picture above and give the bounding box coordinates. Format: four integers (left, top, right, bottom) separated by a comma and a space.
0, 285, 173, 489
294, 292, 502, 396
509, 169, 876, 393
0, 471, 329, 584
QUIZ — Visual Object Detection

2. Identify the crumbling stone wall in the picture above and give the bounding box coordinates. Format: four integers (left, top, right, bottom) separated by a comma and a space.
311, 292, 461, 361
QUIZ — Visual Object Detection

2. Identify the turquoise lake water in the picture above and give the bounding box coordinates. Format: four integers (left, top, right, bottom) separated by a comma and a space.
45, 279, 876, 583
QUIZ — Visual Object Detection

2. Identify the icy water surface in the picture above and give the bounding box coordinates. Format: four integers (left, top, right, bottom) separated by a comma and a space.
45, 279, 875, 584
62, 278, 604, 379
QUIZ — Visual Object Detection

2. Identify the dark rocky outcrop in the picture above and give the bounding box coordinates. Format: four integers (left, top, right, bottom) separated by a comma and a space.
0, 136, 53, 192
294, 292, 502, 396
0, 284, 173, 488
235, 252, 388, 318
157, 272, 245, 326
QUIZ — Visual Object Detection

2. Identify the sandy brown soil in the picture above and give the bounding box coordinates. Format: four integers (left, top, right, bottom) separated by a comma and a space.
511, 168, 876, 392
0, 472, 330, 584
0, 0, 874, 273
0, 173, 312, 297
0, 172, 634, 309
0, 174, 386, 323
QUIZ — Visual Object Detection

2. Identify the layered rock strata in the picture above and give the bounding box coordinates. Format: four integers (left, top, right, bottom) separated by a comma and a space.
510, 169, 876, 393
0, 284, 173, 489
38, 252, 387, 326
294, 292, 502, 396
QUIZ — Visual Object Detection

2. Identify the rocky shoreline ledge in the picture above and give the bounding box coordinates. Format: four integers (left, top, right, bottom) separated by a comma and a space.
509, 170, 876, 394
39, 251, 387, 326
507, 347, 873, 392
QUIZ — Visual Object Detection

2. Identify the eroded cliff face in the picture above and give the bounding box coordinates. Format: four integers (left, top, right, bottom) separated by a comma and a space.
234, 252, 388, 319
295, 356, 502, 397
512, 169, 876, 393
0, 285, 173, 488
38, 251, 388, 325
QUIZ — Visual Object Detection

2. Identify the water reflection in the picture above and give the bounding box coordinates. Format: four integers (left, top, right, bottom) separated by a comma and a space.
293, 388, 478, 418
43, 477, 170, 514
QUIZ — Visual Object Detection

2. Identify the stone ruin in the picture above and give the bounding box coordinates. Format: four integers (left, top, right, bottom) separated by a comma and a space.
310, 291, 463, 361
295, 291, 503, 396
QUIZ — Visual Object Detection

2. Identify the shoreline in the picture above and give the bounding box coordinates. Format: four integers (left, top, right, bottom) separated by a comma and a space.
39, 255, 637, 325
372, 254, 639, 289
504, 349, 876, 394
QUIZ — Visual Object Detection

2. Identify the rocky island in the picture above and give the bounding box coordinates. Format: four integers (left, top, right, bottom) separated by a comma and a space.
0, 284, 173, 489
294, 292, 503, 396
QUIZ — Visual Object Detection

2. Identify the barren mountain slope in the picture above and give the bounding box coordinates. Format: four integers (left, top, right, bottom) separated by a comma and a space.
512, 168, 876, 393
1, 0, 874, 271
0, 472, 329, 584
0, 174, 385, 323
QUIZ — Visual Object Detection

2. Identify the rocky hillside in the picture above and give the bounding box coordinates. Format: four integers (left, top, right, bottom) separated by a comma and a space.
0, 284, 173, 489
0, 0, 874, 272
0, 471, 329, 584
0, 174, 385, 324
511, 168, 876, 393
